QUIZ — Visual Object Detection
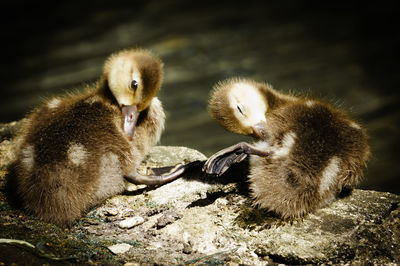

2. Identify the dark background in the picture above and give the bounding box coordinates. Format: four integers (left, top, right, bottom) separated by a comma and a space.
1, 1, 399, 194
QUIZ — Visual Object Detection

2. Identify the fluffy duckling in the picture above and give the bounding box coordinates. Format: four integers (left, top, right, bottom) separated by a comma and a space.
204, 78, 370, 219
13, 48, 184, 226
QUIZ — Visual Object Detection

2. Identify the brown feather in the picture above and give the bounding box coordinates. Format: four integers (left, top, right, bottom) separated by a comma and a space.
13, 48, 165, 226
209, 78, 370, 219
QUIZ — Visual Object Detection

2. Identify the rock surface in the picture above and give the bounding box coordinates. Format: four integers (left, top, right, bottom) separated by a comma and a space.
0, 121, 399, 265
118, 217, 145, 229
108, 243, 133, 255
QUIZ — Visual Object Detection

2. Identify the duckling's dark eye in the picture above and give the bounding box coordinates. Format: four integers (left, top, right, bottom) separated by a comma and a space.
237, 105, 244, 115
130, 80, 138, 91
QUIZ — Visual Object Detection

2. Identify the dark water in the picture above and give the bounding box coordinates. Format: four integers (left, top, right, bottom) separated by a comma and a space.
1, 1, 399, 194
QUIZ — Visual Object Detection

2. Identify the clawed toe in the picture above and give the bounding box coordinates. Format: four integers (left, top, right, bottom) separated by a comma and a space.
203, 151, 248, 176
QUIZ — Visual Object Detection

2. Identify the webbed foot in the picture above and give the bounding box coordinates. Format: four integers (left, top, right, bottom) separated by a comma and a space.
203, 142, 270, 177
125, 160, 202, 186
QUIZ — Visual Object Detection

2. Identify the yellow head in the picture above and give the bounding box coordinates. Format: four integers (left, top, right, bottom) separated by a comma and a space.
103, 48, 163, 139
103, 48, 163, 110
209, 78, 271, 139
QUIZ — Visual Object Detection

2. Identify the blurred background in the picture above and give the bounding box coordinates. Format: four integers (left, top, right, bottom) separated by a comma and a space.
1, 1, 399, 194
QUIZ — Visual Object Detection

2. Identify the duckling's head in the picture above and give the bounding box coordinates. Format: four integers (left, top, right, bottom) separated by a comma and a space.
103, 48, 163, 139
209, 78, 270, 139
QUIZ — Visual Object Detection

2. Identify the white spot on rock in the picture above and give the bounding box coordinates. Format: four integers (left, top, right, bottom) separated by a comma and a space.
21, 144, 34, 172
47, 98, 61, 109
319, 156, 341, 194
118, 216, 145, 229
124, 263, 140, 266
67, 143, 88, 166
108, 243, 133, 254
104, 209, 119, 216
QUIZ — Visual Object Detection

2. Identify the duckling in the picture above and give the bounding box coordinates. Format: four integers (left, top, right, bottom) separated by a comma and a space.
13, 48, 185, 226
204, 78, 370, 219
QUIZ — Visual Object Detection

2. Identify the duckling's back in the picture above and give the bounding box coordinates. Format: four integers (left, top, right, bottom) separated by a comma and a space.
249, 100, 370, 218
15, 94, 131, 226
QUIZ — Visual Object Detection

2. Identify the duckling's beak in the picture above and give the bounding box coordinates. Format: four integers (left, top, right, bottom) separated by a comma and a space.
122, 105, 139, 141
251, 122, 268, 139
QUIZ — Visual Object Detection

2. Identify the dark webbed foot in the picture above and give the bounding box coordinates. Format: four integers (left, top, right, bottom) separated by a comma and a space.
206, 151, 247, 177
125, 160, 202, 186
203, 142, 270, 177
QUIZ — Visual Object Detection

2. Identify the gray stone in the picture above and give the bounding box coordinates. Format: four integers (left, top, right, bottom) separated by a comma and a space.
104, 209, 119, 216
155, 210, 183, 229
144, 145, 207, 167
108, 243, 133, 254
118, 216, 145, 229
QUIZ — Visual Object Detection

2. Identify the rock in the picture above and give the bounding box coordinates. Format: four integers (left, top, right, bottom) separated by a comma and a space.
155, 210, 183, 229
81, 218, 100, 226
144, 146, 207, 167
108, 243, 133, 254
123, 263, 140, 266
125, 146, 207, 193
182, 242, 193, 254
104, 209, 119, 216
0, 121, 399, 265
147, 177, 212, 206
118, 216, 145, 229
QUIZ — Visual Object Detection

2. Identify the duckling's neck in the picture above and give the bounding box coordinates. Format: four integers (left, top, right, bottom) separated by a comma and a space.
264, 87, 297, 111
95, 77, 120, 107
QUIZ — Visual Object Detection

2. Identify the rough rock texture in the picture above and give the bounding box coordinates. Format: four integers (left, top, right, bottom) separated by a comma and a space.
0, 121, 399, 265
